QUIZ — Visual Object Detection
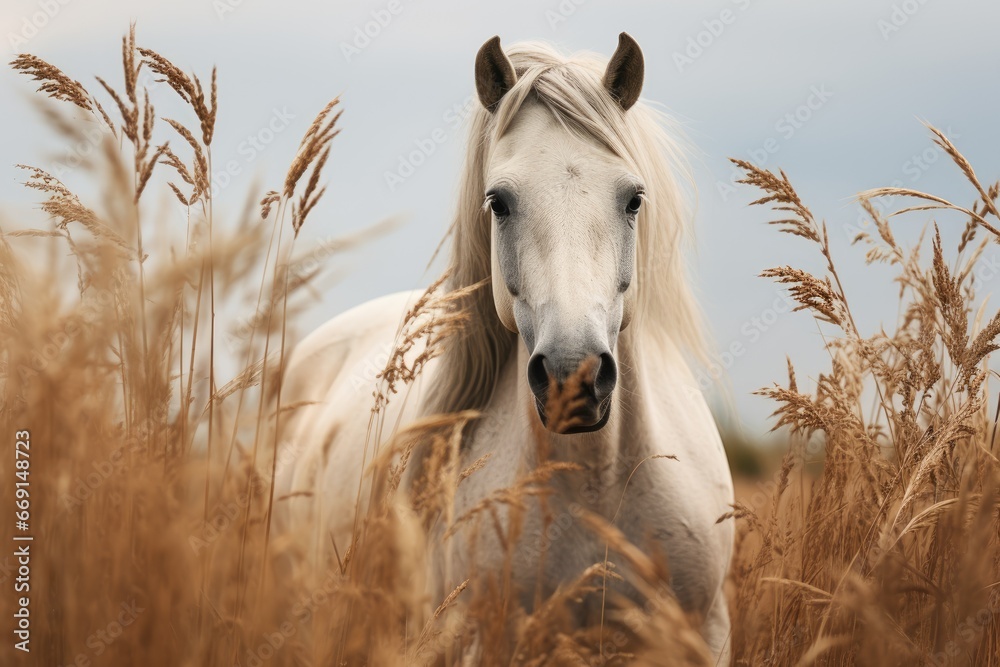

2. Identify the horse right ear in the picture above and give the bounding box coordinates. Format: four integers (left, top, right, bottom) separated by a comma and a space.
475, 36, 517, 112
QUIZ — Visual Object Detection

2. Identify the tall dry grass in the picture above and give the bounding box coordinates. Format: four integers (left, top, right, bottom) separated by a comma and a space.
0, 27, 350, 667
728, 143, 1000, 666
1, 29, 998, 667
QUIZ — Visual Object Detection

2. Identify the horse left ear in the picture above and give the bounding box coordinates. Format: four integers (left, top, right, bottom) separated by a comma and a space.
603, 32, 644, 111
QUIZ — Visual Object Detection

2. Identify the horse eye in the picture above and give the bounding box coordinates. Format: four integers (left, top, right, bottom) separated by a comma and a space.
627, 195, 643, 215
490, 197, 510, 217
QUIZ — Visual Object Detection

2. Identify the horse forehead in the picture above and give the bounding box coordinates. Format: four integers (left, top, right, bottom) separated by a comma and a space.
489, 146, 622, 204
490, 104, 621, 181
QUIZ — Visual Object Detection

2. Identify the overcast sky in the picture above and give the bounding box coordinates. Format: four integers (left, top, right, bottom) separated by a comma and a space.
3, 0, 999, 439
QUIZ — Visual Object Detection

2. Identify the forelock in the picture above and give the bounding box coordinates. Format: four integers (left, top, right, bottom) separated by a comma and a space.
484, 42, 638, 171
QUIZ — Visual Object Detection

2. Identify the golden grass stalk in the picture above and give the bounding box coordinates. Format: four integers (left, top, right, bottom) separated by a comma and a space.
729, 128, 1000, 666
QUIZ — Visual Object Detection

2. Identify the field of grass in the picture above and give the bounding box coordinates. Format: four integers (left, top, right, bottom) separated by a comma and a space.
1, 30, 998, 666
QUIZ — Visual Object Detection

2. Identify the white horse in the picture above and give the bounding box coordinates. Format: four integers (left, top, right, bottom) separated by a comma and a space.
277, 34, 734, 662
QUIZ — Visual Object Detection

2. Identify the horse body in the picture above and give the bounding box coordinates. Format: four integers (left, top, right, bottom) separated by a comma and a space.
277, 34, 734, 662
278, 289, 733, 653
276, 290, 432, 552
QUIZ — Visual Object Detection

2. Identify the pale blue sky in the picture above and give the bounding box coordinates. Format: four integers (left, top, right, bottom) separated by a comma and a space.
3, 0, 999, 438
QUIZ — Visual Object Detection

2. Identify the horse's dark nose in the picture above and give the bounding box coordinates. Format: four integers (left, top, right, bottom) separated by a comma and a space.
526, 349, 617, 433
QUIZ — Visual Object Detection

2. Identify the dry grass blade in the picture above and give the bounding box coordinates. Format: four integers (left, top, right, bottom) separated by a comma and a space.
260, 190, 280, 219
17, 164, 135, 256
10, 54, 94, 112
281, 98, 342, 235
925, 123, 1000, 222
444, 460, 583, 540
374, 274, 485, 412
284, 97, 342, 197
163, 118, 209, 199
760, 266, 846, 328
860, 186, 1000, 239
138, 47, 217, 145
730, 158, 820, 243
542, 356, 598, 434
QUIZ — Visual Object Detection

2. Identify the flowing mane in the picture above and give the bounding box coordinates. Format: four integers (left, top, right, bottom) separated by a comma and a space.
425, 40, 706, 417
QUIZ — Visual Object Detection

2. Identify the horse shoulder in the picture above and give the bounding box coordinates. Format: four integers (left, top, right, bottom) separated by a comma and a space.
617, 344, 734, 610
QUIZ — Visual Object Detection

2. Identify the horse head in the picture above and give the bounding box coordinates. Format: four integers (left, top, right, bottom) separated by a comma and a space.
474, 33, 646, 434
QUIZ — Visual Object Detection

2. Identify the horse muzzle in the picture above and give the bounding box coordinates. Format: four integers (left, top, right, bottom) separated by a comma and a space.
526, 350, 617, 434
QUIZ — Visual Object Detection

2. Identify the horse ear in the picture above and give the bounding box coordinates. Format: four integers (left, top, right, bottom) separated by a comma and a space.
475, 36, 517, 112
603, 32, 644, 111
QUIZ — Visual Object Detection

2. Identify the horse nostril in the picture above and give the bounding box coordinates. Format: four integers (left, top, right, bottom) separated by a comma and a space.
594, 351, 617, 401
527, 353, 551, 399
